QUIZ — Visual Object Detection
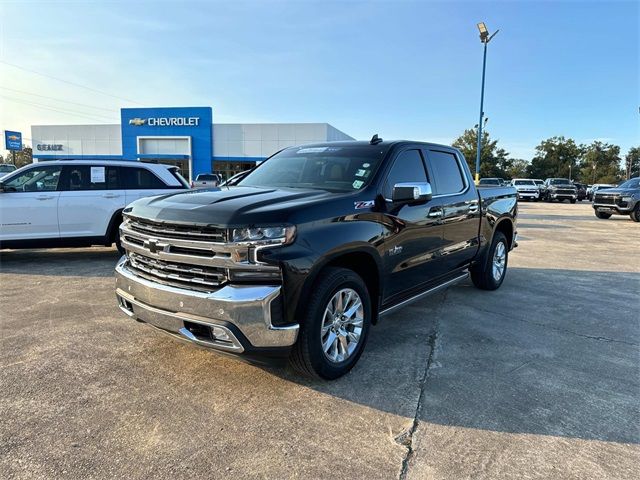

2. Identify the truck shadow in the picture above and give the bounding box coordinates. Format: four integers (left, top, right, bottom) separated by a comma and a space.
272, 266, 640, 445
0, 248, 120, 277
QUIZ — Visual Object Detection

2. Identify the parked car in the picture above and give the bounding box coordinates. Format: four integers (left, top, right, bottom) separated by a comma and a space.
115, 138, 518, 379
0, 163, 17, 178
0, 160, 189, 251
572, 182, 587, 201
592, 177, 640, 222
192, 173, 221, 189
587, 183, 615, 201
478, 177, 503, 186
541, 178, 577, 203
511, 179, 540, 201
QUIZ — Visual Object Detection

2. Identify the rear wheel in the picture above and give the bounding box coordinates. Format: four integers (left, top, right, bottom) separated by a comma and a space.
471, 231, 509, 291
290, 267, 372, 380
595, 211, 611, 219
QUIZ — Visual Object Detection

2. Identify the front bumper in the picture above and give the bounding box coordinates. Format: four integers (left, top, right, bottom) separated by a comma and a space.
592, 203, 634, 214
550, 193, 576, 200
517, 191, 539, 199
115, 257, 299, 355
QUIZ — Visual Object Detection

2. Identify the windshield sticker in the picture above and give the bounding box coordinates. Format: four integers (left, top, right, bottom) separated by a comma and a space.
352, 179, 364, 189
362, 163, 370, 168
354, 200, 375, 209
355, 169, 370, 177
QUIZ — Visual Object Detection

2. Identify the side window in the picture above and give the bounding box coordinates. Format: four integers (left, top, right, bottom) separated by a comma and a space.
3, 166, 62, 192
384, 149, 427, 199
106, 166, 122, 189
61, 165, 112, 191
122, 167, 166, 189
427, 150, 465, 195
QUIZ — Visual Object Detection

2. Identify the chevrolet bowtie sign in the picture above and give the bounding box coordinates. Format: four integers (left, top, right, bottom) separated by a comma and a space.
129, 117, 200, 127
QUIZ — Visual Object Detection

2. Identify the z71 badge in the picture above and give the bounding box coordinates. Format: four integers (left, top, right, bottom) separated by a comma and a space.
354, 200, 375, 210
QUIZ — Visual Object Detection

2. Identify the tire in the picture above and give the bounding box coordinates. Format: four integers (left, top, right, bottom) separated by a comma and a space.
114, 222, 125, 254
290, 267, 372, 380
630, 205, 640, 222
471, 231, 509, 291
595, 211, 611, 219
570, 199, 576, 204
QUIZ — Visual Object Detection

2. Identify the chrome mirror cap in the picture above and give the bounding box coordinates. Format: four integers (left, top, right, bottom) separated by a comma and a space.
392, 182, 433, 203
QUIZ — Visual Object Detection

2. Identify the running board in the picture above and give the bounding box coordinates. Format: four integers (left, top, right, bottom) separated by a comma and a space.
379, 271, 469, 317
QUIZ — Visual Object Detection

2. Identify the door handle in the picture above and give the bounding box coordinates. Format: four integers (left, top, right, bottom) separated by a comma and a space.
428, 208, 443, 218
102, 193, 120, 198
36, 195, 54, 200
468, 204, 479, 213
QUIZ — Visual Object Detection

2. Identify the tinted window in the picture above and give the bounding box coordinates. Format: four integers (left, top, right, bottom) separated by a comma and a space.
428, 150, 465, 194
197, 174, 218, 181
550, 179, 572, 185
123, 167, 166, 189
514, 180, 535, 186
61, 165, 121, 191
3, 166, 61, 192
0, 165, 16, 173
384, 149, 427, 199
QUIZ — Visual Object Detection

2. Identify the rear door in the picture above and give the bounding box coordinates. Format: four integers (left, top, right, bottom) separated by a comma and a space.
381, 148, 447, 300
58, 165, 126, 238
123, 166, 176, 204
0, 165, 62, 240
423, 148, 480, 272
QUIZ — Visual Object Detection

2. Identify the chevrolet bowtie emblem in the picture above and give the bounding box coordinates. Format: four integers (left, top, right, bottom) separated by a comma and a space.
129, 118, 147, 126
7, 135, 19, 141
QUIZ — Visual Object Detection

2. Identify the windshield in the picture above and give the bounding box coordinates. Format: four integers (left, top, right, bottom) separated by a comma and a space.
0, 165, 16, 173
617, 178, 640, 189
237, 145, 387, 192
550, 179, 572, 185
514, 180, 535, 186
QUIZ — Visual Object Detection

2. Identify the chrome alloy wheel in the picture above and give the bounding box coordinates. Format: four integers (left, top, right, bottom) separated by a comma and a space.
320, 288, 364, 363
492, 241, 506, 282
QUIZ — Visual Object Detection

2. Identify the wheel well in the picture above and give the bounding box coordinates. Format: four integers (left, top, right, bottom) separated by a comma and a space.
494, 218, 514, 249
106, 209, 124, 244
319, 252, 381, 324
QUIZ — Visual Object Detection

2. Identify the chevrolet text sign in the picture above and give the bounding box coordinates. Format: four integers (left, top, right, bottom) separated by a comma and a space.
128, 117, 200, 127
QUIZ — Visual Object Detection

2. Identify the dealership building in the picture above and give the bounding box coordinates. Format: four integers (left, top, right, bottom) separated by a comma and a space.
31, 106, 354, 180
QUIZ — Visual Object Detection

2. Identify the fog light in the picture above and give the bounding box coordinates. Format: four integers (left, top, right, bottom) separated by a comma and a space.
211, 326, 231, 342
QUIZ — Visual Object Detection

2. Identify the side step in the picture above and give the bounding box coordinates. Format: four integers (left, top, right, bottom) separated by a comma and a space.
379, 271, 469, 317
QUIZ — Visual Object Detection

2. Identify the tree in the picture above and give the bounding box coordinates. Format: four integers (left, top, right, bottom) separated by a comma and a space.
452, 127, 511, 179
578, 141, 622, 184
506, 159, 529, 179
5, 147, 33, 168
527, 136, 583, 180
624, 147, 640, 179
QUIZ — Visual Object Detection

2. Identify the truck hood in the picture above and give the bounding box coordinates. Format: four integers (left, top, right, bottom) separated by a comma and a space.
594, 188, 638, 196
125, 186, 341, 227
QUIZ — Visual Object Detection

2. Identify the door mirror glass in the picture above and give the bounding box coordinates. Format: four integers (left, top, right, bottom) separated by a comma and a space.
392, 182, 432, 203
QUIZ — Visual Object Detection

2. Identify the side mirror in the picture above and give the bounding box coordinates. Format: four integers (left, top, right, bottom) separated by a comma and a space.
392, 182, 433, 203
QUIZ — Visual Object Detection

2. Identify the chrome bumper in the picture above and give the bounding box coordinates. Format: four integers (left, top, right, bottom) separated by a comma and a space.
115, 257, 299, 352
593, 203, 632, 213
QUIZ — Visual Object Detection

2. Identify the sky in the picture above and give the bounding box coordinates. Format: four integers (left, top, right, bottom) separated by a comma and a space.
0, 0, 638, 160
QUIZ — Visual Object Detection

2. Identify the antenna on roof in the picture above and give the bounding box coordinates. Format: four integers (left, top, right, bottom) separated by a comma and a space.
370, 134, 383, 145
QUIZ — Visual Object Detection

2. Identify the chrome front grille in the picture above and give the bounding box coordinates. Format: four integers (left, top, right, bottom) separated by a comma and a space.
120, 215, 281, 292
128, 252, 226, 291
127, 216, 226, 243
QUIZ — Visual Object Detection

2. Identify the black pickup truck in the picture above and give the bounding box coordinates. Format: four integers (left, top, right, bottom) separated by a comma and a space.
115, 138, 517, 379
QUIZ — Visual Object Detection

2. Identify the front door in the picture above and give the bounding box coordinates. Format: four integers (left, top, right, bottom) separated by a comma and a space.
0, 165, 62, 240
381, 148, 446, 301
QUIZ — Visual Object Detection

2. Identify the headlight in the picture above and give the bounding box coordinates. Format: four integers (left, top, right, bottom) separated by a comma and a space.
231, 225, 296, 245
622, 196, 634, 202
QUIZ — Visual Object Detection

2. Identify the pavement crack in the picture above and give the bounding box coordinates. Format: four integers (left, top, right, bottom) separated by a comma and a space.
397, 290, 447, 480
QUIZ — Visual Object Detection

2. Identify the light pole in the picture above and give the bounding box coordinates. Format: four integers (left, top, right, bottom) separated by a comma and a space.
475, 22, 499, 184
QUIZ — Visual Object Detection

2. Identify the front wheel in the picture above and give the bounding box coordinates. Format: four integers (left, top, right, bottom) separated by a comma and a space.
290, 267, 372, 380
471, 231, 509, 291
630, 205, 640, 222
570, 199, 577, 204
595, 211, 611, 219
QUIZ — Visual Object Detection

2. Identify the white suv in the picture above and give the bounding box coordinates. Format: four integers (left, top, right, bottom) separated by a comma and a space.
511, 178, 540, 201
0, 160, 189, 251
